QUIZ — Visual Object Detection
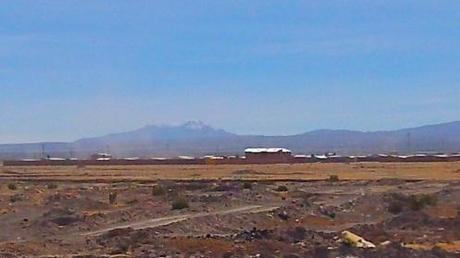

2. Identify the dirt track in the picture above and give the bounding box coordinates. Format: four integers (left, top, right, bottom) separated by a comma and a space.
83, 204, 280, 236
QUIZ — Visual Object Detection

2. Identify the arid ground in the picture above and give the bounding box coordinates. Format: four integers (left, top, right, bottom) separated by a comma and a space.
0, 162, 459, 257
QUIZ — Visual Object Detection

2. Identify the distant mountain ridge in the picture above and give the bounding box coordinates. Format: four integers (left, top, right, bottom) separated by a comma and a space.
1, 121, 460, 159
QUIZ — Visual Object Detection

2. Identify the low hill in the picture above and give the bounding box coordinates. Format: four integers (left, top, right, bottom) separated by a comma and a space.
1, 121, 460, 159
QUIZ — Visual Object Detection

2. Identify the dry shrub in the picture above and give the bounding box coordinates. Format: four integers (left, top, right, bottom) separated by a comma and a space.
328, 175, 339, 182
387, 193, 437, 213
232, 169, 258, 175
109, 191, 118, 205
47, 182, 58, 189
409, 194, 437, 211
275, 185, 288, 192
7, 183, 17, 190
10, 194, 24, 203
126, 199, 139, 205
183, 182, 207, 191
242, 182, 252, 189
152, 185, 166, 196
388, 201, 403, 214
171, 198, 189, 210
211, 183, 233, 192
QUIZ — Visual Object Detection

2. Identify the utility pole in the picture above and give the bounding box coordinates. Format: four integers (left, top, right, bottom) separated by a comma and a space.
41, 144, 45, 160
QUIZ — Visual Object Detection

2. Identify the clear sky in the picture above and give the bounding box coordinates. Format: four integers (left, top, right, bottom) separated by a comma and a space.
1, 1, 460, 143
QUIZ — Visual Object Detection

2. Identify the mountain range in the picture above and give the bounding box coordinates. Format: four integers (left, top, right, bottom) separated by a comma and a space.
1, 120, 460, 159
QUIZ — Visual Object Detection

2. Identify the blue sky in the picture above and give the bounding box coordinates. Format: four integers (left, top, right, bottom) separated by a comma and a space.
1, 1, 460, 143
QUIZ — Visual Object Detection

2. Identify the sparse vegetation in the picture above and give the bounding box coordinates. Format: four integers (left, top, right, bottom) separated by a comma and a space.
290, 226, 307, 240
242, 182, 252, 189
387, 193, 437, 213
328, 175, 339, 182
409, 194, 437, 211
0, 162, 457, 181
171, 198, 189, 210
109, 191, 118, 205
0, 165, 457, 257
275, 185, 288, 192
152, 185, 166, 196
126, 198, 139, 205
10, 194, 24, 203
47, 182, 58, 189
184, 182, 208, 191
232, 169, 259, 175
8, 183, 17, 190
388, 201, 403, 214
212, 184, 233, 192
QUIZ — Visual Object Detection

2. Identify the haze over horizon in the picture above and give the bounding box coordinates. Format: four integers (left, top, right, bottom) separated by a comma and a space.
2, 1, 460, 143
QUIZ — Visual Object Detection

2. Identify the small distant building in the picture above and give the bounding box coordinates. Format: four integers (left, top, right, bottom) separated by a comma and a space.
313, 154, 328, 160
178, 155, 195, 160
91, 153, 112, 161
293, 154, 313, 163
21, 158, 39, 162
202, 155, 224, 160
124, 157, 140, 161
152, 157, 167, 161
244, 148, 292, 163
47, 157, 66, 161
294, 154, 309, 158
202, 155, 225, 165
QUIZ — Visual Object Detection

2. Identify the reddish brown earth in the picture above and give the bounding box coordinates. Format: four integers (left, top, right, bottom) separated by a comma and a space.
0, 163, 459, 257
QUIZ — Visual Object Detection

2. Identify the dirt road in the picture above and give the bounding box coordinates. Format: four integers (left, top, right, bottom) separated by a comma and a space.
82, 204, 280, 236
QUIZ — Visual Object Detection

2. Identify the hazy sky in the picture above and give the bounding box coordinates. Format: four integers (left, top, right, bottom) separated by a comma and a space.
1, 1, 460, 143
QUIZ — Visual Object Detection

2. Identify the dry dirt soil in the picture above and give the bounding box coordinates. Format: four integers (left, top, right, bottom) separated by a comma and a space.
0, 162, 459, 257
1, 162, 460, 182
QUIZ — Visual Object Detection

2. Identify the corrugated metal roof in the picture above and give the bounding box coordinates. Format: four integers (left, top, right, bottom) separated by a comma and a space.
294, 154, 309, 158
21, 159, 38, 161
244, 148, 291, 153
178, 155, 195, 160
202, 155, 225, 160
124, 157, 140, 160
434, 154, 449, 158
